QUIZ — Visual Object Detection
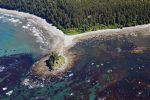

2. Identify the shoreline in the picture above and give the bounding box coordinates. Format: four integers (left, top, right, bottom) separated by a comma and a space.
0, 8, 150, 79
1, 8, 150, 47
0, 8, 65, 52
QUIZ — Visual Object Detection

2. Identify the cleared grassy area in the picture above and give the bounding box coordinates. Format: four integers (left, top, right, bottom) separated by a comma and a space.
62, 28, 81, 35
53, 55, 65, 69
46, 52, 65, 70
62, 24, 119, 35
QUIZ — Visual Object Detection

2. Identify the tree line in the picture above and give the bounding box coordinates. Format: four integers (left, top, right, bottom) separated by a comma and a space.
0, 0, 150, 34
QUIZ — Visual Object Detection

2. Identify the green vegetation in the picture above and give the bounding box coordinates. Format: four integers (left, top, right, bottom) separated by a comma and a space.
0, 0, 150, 34
46, 52, 65, 70
64, 24, 118, 35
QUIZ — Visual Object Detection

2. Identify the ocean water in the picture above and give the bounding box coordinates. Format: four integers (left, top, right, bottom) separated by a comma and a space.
0, 14, 46, 58
22, 33, 149, 100
6, 32, 149, 100
0, 13, 48, 99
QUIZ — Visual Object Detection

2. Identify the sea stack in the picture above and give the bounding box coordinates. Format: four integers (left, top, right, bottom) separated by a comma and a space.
31, 52, 66, 79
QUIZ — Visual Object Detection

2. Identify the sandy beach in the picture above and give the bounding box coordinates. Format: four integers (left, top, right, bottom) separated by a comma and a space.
0, 8, 150, 48
0, 8, 65, 53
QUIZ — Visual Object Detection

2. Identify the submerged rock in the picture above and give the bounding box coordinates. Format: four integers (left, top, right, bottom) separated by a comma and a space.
2, 87, 7, 91
131, 47, 149, 54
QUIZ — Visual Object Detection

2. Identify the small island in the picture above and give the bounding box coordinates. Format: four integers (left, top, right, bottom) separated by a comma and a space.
31, 52, 67, 79
45, 52, 65, 71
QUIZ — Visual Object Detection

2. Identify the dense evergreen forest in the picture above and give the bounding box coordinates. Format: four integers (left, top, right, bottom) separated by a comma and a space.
0, 0, 150, 34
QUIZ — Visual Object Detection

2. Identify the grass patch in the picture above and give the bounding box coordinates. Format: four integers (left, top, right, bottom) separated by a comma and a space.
62, 24, 119, 35
62, 28, 81, 35
46, 52, 65, 70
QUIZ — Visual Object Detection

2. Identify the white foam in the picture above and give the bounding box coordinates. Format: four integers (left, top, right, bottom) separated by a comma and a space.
0, 66, 5, 72
22, 78, 45, 89
2, 87, 7, 91
0, 14, 22, 24
0, 8, 77, 53
1, 8, 149, 55
22, 78, 30, 86
21, 21, 49, 52
6, 90, 13, 96
69, 73, 74, 77
22, 25, 29, 29
8, 18, 20, 23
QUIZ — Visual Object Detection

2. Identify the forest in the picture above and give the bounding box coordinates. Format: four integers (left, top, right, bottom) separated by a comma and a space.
0, 0, 150, 34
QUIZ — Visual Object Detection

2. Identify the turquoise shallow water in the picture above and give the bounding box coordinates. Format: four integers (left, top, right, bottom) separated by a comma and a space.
0, 14, 44, 58
0, 13, 47, 99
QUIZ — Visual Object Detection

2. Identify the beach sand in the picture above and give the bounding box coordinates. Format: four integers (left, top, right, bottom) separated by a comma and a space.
1, 8, 150, 48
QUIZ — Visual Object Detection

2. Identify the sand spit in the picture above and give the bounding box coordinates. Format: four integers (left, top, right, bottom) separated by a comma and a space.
0, 8, 150, 49
0, 8, 65, 52
64, 24, 150, 47
72, 24, 150, 42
